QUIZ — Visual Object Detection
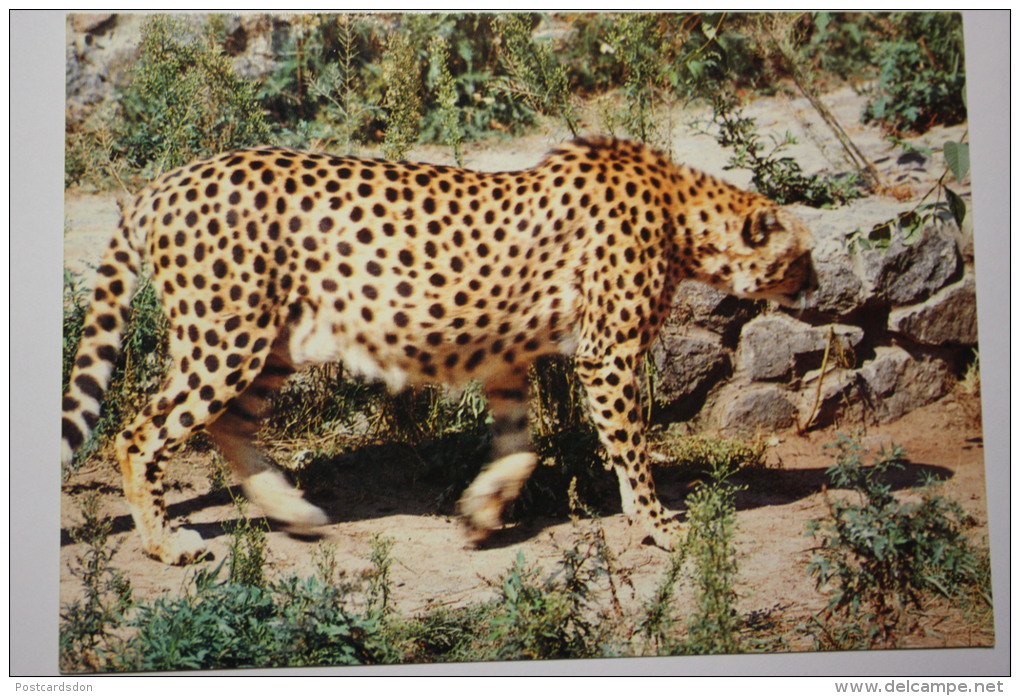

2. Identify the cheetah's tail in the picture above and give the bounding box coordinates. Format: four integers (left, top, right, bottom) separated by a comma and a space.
61, 215, 145, 466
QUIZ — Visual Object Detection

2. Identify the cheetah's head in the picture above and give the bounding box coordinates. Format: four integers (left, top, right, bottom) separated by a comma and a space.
696, 203, 816, 308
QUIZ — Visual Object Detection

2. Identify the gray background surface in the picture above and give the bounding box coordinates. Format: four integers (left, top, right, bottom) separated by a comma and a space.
10, 9, 1010, 676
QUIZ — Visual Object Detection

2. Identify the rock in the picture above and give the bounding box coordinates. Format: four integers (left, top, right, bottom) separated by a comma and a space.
854, 219, 961, 305
856, 346, 956, 423
797, 367, 859, 429
806, 256, 867, 315
888, 272, 978, 346
671, 280, 759, 339
715, 385, 800, 433
70, 13, 115, 34
737, 314, 864, 382
797, 204, 963, 314
651, 334, 730, 410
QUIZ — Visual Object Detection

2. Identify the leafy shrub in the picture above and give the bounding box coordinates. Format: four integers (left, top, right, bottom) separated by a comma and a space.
116, 15, 270, 175
409, 13, 536, 141
710, 95, 862, 207
654, 434, 766, 476
225, 498, 269, 587
380, 29, 423, 160
392, 604, 492, 663
495, 13, 579, 136
262, 13, 535, 152
600, 13, 674, 144
862, 12, 966, 134
427, 35, 466, 164
122, 569, 396, 671
679, 458, 743, 654
59, 492, 134, 672
808, 433, 989, 649
848, 137, 970, 253
799, 12, 885, 82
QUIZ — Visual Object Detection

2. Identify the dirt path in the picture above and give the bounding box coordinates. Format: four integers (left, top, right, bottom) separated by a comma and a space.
59, 387, 989, 651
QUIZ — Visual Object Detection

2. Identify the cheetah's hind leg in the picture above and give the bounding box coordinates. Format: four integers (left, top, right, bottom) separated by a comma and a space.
457, 375, 538, 543
206, 351, 329, 532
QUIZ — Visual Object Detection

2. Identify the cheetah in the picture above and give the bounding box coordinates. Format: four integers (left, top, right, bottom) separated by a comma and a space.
62, 137, 815, 565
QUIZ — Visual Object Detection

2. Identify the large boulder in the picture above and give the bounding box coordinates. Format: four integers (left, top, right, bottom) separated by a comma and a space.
736, 314, 864, 382
888, 271, 978, 346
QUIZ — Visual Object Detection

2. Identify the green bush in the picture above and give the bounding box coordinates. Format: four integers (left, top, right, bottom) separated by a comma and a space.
808, 433, 989, 649
116, 15, 270, 175
710, 95, 862, 207
862, 12, 966, 133
380, 29, 423, 160
59, 492, 134, 672
122, 569, 396, 671
487, 548, 610, 660
796, 12, 884, 83
679, 458, 743, 654
261, 13, 536, 152
410, 13, 536, 141
495, 13, 579, 136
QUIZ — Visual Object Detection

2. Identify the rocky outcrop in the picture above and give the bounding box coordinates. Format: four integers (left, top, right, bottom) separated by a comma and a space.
653, 203, 977, 433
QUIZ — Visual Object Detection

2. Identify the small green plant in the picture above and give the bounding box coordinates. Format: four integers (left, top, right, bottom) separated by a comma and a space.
488, 534, 616, 661
391, 604, 492, 663
807, 433, 990, 649
311, 540, 340, 586
602, 13, 670, 145
710, 95, 862, 207
302, 14, 379, 154
274, 576, 399, 666
59, 491, 134, 672
654, 433, 767, 476
381, 30, 424, 161
800, 12, 884, 82
206, 452, 232, 493
365, 534, 395, 616
862, 12, 966, 134
848, 136, 969, 252
637, 546, 687, 652
681, 458, 744, 655
428, 35, 466, 165
225, 496, 269, 586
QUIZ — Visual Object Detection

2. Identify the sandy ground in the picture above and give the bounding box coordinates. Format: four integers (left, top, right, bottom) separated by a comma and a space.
60, 87, 991, 655
60, 388, 990, 652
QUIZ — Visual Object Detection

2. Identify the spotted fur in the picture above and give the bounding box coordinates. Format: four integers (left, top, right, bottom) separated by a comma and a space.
62, 137, 815, 564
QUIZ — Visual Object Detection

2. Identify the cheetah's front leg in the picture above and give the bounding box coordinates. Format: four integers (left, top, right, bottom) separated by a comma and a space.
574, 354, 681, 550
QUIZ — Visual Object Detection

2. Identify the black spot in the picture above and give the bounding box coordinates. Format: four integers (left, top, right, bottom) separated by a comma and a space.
74, 374, 103, 399
62, 418, 85, 450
